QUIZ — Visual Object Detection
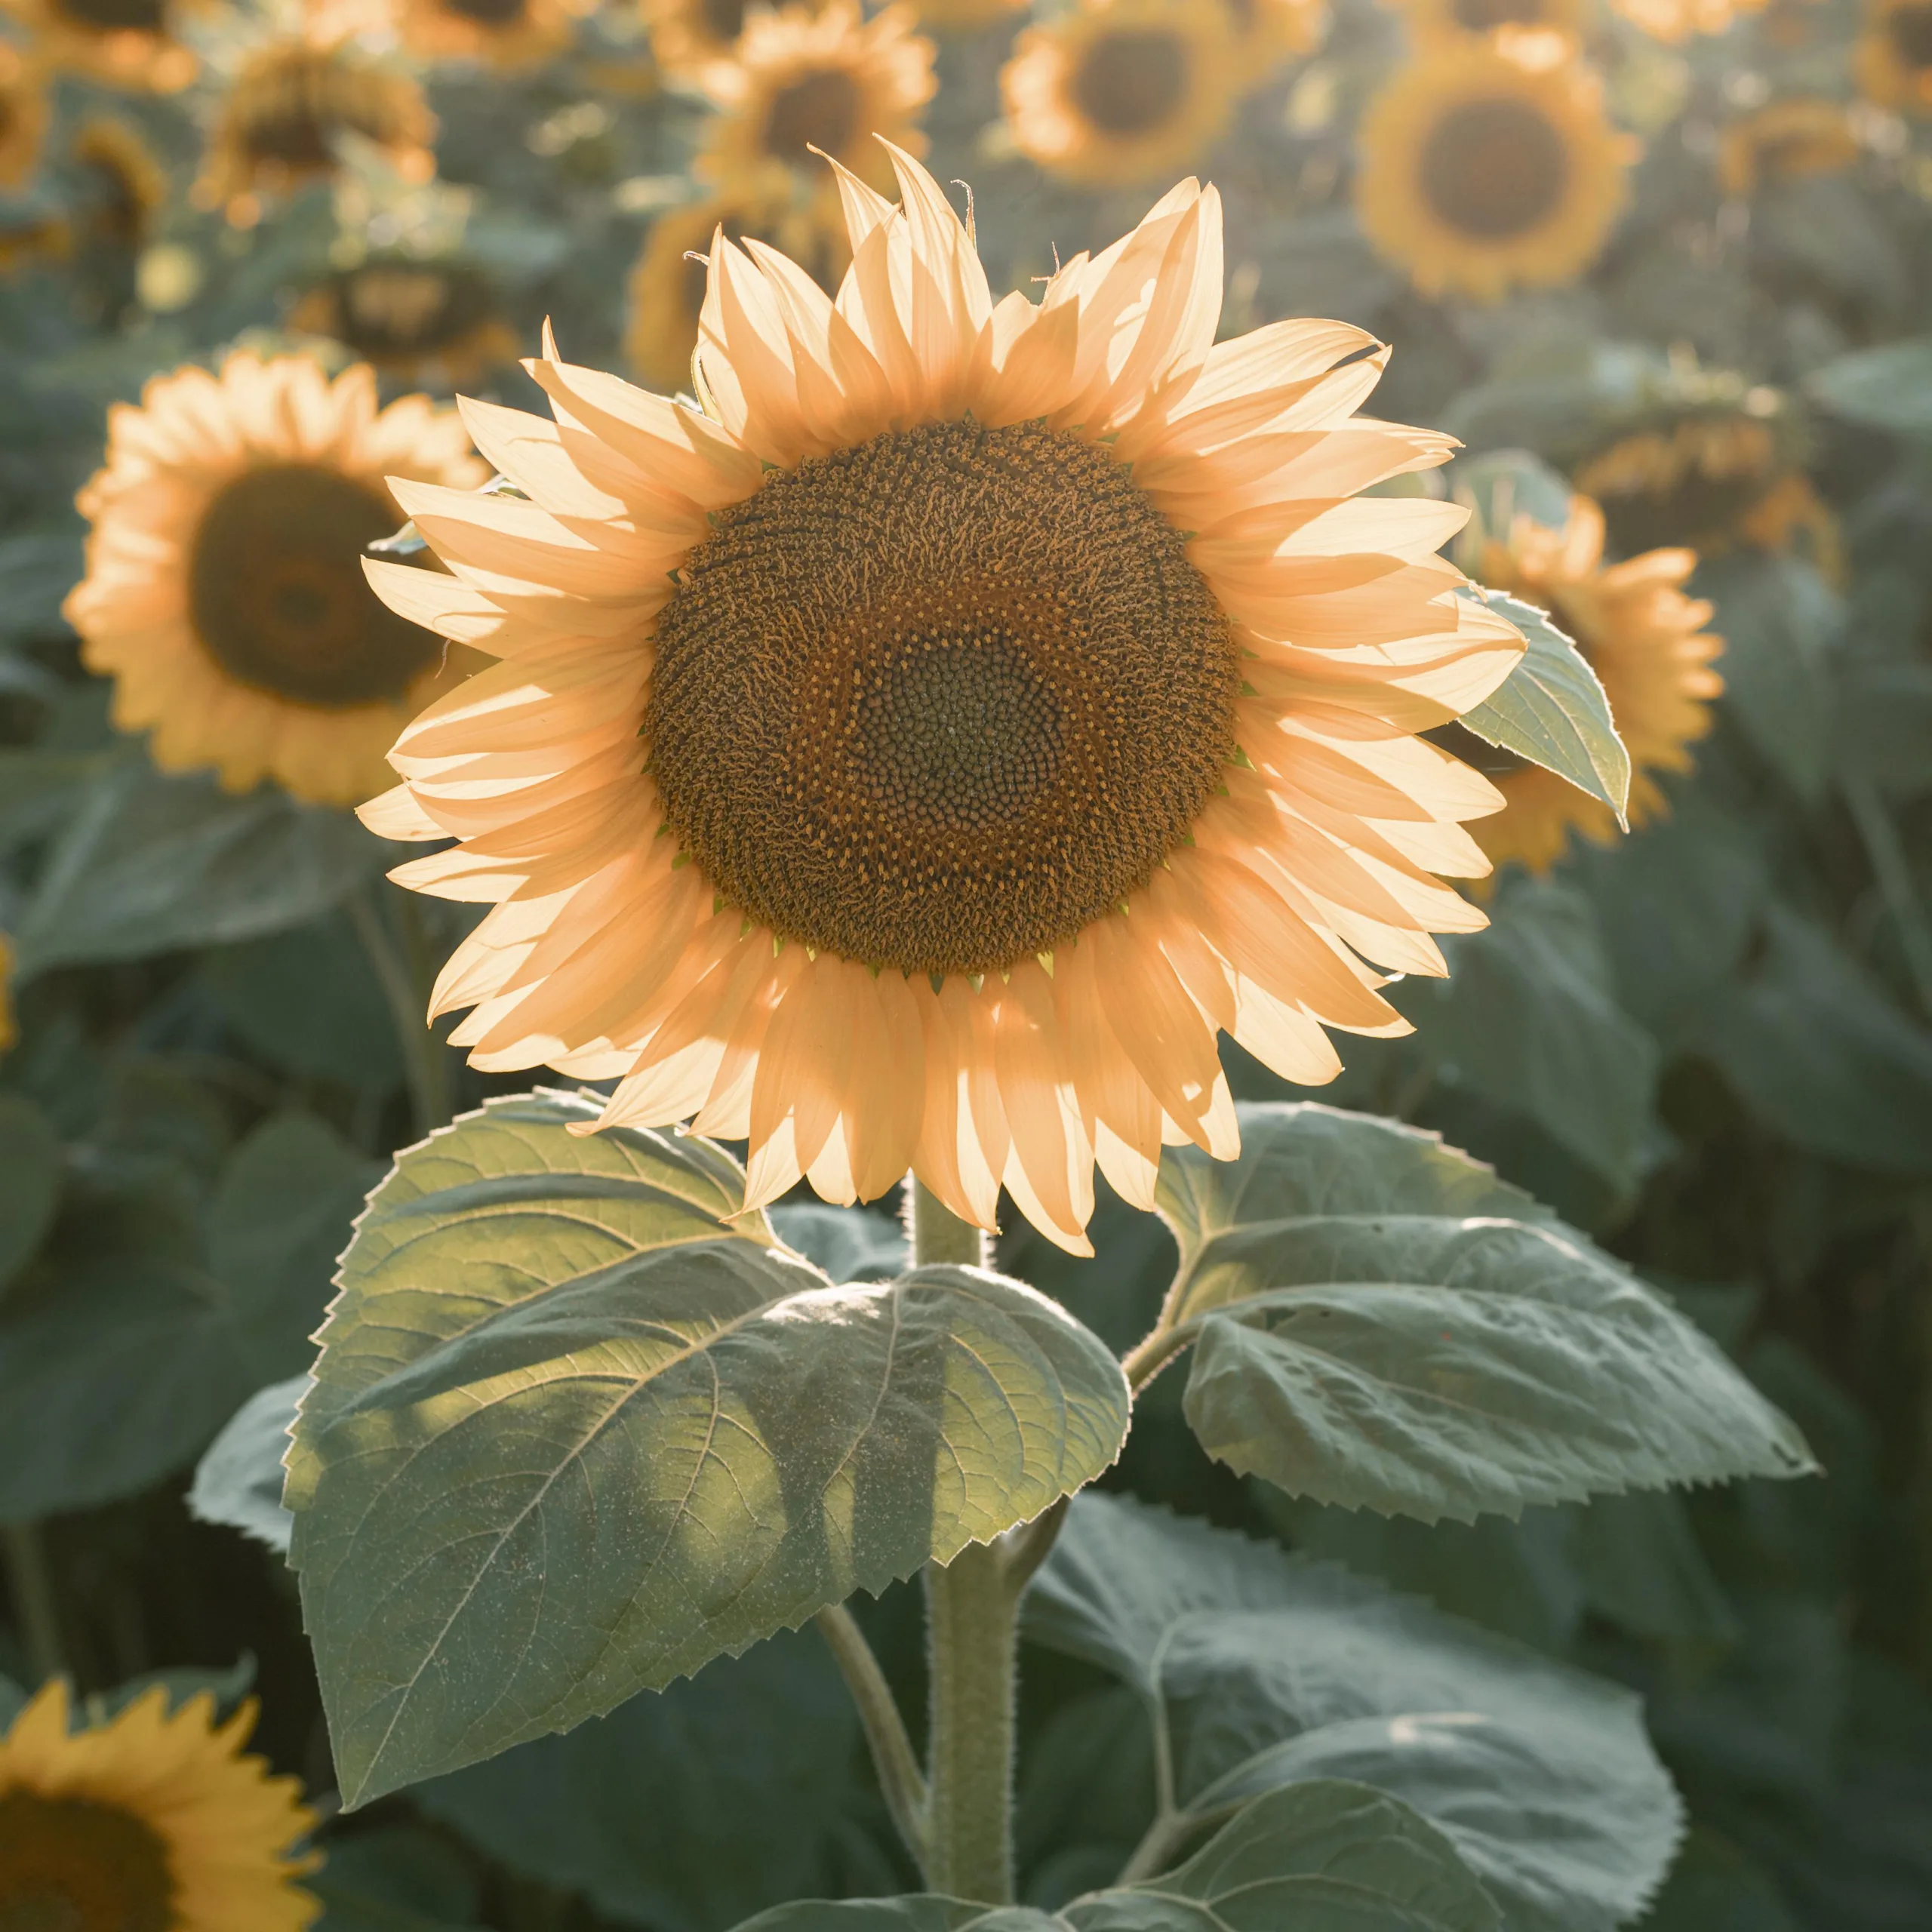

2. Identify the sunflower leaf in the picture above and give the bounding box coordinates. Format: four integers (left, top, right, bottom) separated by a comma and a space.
288, 1091, 1130, 1807
1152, 1104, 1814, 1524
1454, 587, 1631, 823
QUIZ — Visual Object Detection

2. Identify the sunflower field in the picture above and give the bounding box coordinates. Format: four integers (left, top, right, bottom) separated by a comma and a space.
1, 0, 1930, 1922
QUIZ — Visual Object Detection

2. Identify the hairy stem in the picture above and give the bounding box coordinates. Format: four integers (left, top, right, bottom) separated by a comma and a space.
912, 1181, 1016, 1902
349, 884, 454, 1140
815, 1604, 928, 1870
2, 1520, 67, 1684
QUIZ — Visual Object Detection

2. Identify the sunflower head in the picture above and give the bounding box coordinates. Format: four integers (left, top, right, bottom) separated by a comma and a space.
291, 260, 520, 386
646, 0, 764, 73
1718, 97, 1860, 196
1001, 0, 1244, 188
1355, 31, 1635, 302
696, 1, 934, 202
0, 42, 46, 190
1857, 0, 1932, 111
0, 1678, 319, 1931
0, 0, 198, 90
70, 116, 170, 250
358, 146, 1522, 1250
394, 0, 585, 71
195, 40, 437, 228
1395, 0, 1586, 46
625, 190, 848, 394
64, 351, 488, 807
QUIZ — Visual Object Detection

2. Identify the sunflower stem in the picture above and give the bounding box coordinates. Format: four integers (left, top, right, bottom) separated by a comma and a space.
2, 1520, 67, 1684
815, 1605, 928, 1870
912, 1183, 1017, 1904
350, 884, 454, 1140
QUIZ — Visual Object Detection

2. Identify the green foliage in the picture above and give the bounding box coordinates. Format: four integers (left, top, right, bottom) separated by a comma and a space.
288, 1092, 1130, 1806
0, 1094, 59, 1297
1148, 1104, 1811, 1523
1807, 337, 1932, 438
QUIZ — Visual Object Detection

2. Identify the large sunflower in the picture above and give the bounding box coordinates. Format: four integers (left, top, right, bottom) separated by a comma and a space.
393, 0, 584, 70
195, 39, 435, 228
1001, 0, 1243, 189
291, 260, 521, 388
65, 352, 487, 808
360, 149, 1522, 1250
1356, 32, 1632, 303
0, 43, 46, 189
1857, 0, 1932, 111
0, 0, 197, 91
696, 2, 934, 204
0, 1678, 318, 1930
1457, 496, 1721, 875
625, 190, 847, 395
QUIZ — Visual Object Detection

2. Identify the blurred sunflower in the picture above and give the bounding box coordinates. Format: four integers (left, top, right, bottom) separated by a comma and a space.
625, 190, 846, 394
394, 0, 584, 70
195, 39, 435, 228
1001, 0, 1242, 189
0, 1678, 318, 1930
1395, 0, 1586, 45
1355, 32, 1634, 302
292, 259, 520, 386
697, 1, 934, 201
1718, 95, 1859, 195
1856, 0, 1932, 112
65, 351, 488, 808
0, 0, 197, 92
907, 0, 1026, 33
0, 42, 46, 188
1454, 497, 1721, 875
360, 149, 1521, 1250
71, 115, 169, 248
646, 0, 761, 73
1604, 0, 1766, 39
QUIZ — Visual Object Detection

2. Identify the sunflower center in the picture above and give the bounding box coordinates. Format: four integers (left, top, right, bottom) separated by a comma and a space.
1418, 97, 1570, 240
331, 263, 485, 356
762, 68, 863, 164
0, 1792, 174, 1932
55, 0, 165, 32
648, 418, 1239, 977
702, 0, 745, 41
187, 463, 441, 709
1887, 1, 1932, 66
448, 0, 528, 23
1071, 31, 1189, 137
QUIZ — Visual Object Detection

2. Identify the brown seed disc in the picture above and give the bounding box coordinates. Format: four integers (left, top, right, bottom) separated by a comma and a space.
1418, 96, 1571, 241
1070, 31, 1190, 138
0, 1791, 176, 1932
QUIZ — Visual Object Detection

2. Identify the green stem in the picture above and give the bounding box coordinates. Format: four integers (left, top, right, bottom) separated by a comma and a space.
815, 1605, 928, 1871
912, 1182, 1017, 1903
349, 885, 454, 1140
2, 1521, 67, 1684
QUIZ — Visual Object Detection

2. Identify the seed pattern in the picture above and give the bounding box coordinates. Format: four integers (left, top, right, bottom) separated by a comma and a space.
648, 417, 1239, 977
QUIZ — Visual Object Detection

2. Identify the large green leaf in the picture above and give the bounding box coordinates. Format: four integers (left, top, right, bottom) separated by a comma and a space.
0, 1112, 371, 1521
1151, 1105, 1810, 1523
9, 750, 377, 977
1806, 334, 1932, 436
418, 1629, 871, 1932
1455, 588, 1630, 821
0, 1093, 60, 1295
289, 1091, 1129, 1807
1026, 1494, 1677, 1932
731, 1783, 1497, 1932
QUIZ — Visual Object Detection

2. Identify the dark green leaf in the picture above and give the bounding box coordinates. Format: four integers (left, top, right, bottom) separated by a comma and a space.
1456, 589, 1629, 820
1641, 1831, 1803, 1932
771, 1203, 908, 1284
315, 1827, 487, 1932
0, 1094, 60, 1295
10, 752, 377, 977
0, 749, 113, 857
188, 1374, 305, 1554
1806, 334, 1932, 436
290, 1091, 1129, 1805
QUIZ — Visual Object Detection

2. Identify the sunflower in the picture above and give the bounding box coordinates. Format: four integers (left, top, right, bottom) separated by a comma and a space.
195, 39, 436, 229
696, 2, 934, 204
1222, 0, 1326, 75
393, 0, 584, 70
0, 1678, 318, 1930
625, 190, 847, 395
906, 0, 1026, 34
359, 149, 1522, 1251
291, 260, 521, 387
64, 352, 488, 808
1395, 0, 1586, 45
1355, 32, 1634, 302
645, 0, 763, 73
1001, 0, 1243, 189
71, 116, 170, 249
1604, 0, 1766, 38
1718, 96, 1859, 195
1857, 0, 1932, 111
0, 0, 197, 91
1456, 496, 1721, 875
0, 42, 45, 189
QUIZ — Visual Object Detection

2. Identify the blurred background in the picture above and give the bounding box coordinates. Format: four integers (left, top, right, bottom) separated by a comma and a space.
0, 0, 1930, 1924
